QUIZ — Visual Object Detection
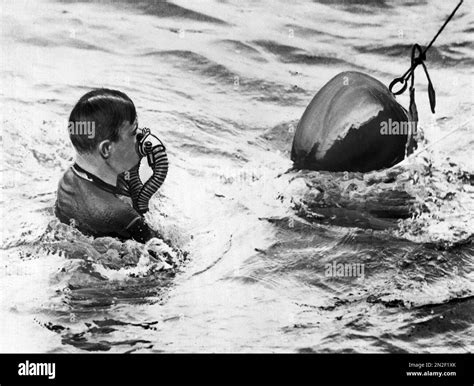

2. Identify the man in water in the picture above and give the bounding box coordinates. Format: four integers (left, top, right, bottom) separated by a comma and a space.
55, 89, 168, 243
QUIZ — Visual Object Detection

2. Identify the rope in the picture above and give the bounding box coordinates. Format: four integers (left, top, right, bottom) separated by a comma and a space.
389, 0, 464, 111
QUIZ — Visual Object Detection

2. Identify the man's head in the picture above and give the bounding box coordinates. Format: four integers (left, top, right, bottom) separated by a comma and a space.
68, 89, 140, 173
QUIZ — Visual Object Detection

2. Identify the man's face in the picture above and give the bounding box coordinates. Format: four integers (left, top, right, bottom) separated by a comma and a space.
108, 119, 140, 173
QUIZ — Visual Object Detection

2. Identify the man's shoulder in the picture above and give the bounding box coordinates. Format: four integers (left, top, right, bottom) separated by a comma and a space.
57, 166, 75, 189
58, 166, 112, 202
56, 166, 140, 237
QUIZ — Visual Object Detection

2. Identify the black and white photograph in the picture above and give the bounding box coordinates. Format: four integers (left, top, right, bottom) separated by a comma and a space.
0, 0, 472, 383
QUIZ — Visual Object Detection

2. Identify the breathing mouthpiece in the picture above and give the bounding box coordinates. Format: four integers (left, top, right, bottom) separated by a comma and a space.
136, 127, 163, 158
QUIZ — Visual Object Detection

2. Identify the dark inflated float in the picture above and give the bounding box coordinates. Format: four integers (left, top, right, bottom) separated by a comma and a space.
291, 71, 417, 172
290, 0, 465, 172
285, 0, 465, 229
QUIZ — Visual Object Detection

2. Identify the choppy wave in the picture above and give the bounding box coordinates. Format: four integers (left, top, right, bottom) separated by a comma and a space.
59, 0, 228, 24
254, 40, 355, 67
355, 44, 474, 67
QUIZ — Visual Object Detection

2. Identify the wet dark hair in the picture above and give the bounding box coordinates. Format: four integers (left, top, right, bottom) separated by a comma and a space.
68, 88, 136, 153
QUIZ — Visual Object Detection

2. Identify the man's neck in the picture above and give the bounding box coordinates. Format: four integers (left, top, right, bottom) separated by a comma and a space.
75, 154, 118, 187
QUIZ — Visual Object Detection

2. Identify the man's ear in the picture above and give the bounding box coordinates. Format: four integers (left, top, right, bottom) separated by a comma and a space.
98, 140, 112, 159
